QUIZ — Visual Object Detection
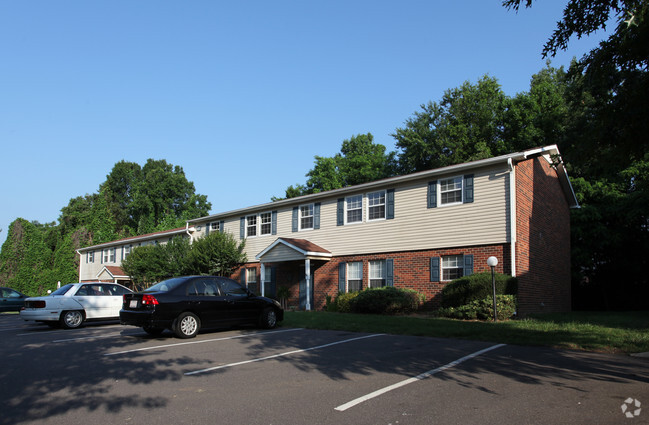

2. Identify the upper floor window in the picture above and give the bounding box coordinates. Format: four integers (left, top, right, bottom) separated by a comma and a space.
246, 215, 257, 237
260, 212, 272, 235
103, 248, 115, 263
300, 204, 314, 230
87, 251, 95, 263
210, 222, 220, 232
440, 177, 463, 205
346, 195, 363, 224
368, 191, 386, 220
123, 245, 132, 259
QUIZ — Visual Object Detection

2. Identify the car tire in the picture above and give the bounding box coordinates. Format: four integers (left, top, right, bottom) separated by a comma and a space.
60, 310, 84, 329
143, 326, 165, 336
259, 308, 278, 329
172, 312, 200, 338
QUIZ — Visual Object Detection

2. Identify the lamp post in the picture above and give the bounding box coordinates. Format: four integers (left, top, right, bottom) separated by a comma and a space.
487, 256, 498, 322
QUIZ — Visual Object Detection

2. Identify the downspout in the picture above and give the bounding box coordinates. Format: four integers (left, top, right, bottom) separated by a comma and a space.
508, 158, 517, 277
185, 222, 193, 244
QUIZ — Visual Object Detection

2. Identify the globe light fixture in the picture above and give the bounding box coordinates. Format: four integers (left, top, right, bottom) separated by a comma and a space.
487, 256, 498, 322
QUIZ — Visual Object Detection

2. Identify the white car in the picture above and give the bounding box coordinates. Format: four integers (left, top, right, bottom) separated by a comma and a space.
20, 282, 132, 329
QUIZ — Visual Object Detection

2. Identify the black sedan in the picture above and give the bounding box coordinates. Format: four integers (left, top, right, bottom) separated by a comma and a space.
0, 287, 28, 312
120, 276, 284, 338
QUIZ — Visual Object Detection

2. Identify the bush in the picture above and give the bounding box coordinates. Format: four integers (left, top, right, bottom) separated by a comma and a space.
441, 272, 517, 308
330, 287, 424, 315
334, 292, 361, 313
437, 295, 517, 321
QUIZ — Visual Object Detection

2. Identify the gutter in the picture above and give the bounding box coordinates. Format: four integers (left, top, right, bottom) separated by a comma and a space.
508, 158, 517, 277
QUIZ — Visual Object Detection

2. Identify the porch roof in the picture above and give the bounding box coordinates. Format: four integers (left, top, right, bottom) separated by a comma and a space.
97, 266, 129, 280
256, 238, 332, 262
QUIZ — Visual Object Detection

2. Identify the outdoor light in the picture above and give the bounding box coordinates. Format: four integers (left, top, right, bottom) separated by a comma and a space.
487, 256, 498, 322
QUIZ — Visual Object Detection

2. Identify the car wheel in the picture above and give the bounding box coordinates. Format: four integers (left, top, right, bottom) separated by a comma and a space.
172, 312, 200, 338
60, 310, 84, 329
260, 308, 277, 329
143, 326, 165, 336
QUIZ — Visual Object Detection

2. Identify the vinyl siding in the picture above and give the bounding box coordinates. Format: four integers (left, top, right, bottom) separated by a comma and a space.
213, 163, 510, 262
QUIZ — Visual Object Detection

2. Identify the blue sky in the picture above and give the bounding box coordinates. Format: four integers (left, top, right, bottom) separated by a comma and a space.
0, 1, 608, 247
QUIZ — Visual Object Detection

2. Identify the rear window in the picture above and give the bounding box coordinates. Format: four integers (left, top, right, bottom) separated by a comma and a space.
143, 278, 187, 293
51, 284, 75, 296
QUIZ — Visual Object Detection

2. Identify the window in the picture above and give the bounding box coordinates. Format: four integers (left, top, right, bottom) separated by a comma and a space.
88, 251, 95, 263
300, 204, 314, 230
123, 245, 131, 259
246, 267, 258, 294
260, 212, 272, 235
246, 215, 257, 237
440, 177, 463, 205
347, 262, 363, 292
369, 260, 386, 288
103, 248, 115, 263
210, 222, 220, 232
368, 191, 386, 220
442, 255, 464, 280
344, 195, 363, 224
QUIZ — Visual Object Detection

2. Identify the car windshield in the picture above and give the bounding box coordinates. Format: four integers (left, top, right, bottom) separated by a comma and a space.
143, 277, 187, 293
50, 284, 75, 296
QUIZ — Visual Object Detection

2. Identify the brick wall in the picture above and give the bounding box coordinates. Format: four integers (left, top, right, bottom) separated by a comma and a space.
235, 243, 509, 311
515, 156, 571, 315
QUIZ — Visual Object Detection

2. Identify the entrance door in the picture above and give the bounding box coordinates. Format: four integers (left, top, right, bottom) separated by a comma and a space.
299, 266, 314, 310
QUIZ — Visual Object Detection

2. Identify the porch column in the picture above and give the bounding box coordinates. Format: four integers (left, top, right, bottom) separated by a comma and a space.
305, 258, 311, 311
260, 262, 266, 297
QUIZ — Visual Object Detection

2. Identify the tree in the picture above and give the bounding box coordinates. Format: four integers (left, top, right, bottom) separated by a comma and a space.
185, 232, 247, 277
277, 133, 396, 199
393, 75, 511, 174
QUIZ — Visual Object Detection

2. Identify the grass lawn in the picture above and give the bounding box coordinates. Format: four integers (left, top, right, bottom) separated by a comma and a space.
282, 310, 649, 354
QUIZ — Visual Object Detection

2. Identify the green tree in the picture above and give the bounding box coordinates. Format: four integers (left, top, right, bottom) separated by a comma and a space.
185, 232, 247, 277
277, 133, 396, 199
393, 76, 510, 174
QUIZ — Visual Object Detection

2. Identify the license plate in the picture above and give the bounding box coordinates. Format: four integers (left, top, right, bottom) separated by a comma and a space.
129, 300, 138, 308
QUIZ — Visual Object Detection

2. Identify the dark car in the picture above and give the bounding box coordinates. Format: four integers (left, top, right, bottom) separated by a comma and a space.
120, 276, 284, 338
0, 287, 28, 312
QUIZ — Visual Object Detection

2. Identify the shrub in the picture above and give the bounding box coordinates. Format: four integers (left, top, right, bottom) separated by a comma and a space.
437, 295, 517, 320
440, 272, 517, 308
346, 287, 424, 315
335, 291, 361, 313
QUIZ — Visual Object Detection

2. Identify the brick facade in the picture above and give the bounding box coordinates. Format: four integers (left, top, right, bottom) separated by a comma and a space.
515, 156, 571, 315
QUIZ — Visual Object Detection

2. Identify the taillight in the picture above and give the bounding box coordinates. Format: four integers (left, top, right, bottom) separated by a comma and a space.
141, 294, 159, 305
28, 300, 46, 308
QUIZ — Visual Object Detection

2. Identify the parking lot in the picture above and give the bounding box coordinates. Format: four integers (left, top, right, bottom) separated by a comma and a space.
1, 313, 647, 425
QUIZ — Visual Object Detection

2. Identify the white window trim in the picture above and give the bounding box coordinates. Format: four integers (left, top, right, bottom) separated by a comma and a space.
369, 260, 386, 288
346, 261, 363, 292
441, 255, 464, 281
438, 176, 464, 207
246, 214, 258, 238
260, 211, 273, 236
246, 267, 257, 286
367, 190, 387, 222
344, 194, 363, 225
209, 222, 220, 232
299, 204, 314, 231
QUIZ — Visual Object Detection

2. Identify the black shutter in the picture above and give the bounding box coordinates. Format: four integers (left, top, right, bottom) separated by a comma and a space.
386, 189, 395, 219
428, 181, 437, 208
292, 207, 298, 232
206, 222, 210, 236
314, 203, 321, 229
430, 257, 440, 282
240, 217, 245, 239
337, 198, 344, 226
338, 263, 346, 293
464, 254, 474, 276
271, 211, 277, 235
464, 174, 474, 203
219, 220, 225, 233
386, 259, 394, 286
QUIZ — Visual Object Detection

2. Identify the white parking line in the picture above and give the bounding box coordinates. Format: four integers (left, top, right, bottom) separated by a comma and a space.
185, 333, 385, 376
104, 327, 305, 356
334, 343, 507, 412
